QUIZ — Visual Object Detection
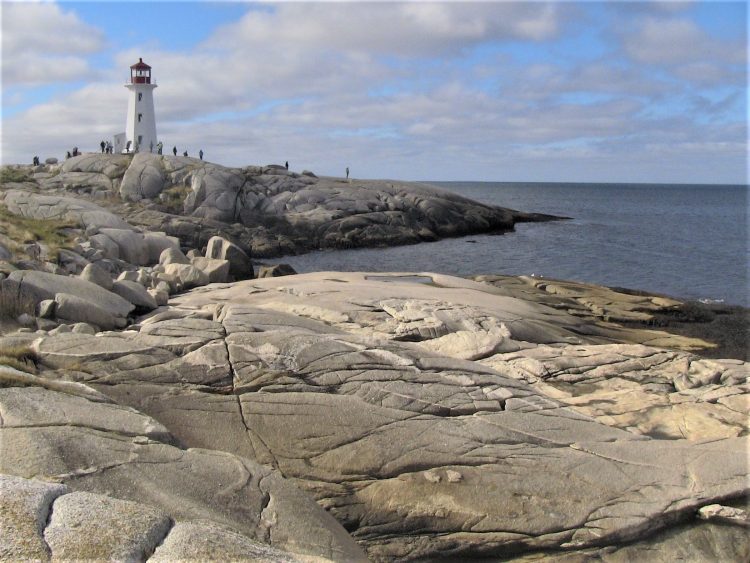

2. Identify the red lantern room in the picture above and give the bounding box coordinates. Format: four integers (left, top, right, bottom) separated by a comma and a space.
130, 58, 152, 84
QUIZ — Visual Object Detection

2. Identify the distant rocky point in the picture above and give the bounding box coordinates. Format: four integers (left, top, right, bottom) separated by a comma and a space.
2, 153, 559, 258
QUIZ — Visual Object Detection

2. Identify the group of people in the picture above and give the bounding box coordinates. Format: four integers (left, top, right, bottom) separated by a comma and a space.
99, 140, 115, 154
171, 147, 203, 160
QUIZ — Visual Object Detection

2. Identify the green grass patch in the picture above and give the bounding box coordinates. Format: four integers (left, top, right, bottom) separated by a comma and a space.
160, 185, 192, 213
0, 166, 32, 184
0, 205, 77, 261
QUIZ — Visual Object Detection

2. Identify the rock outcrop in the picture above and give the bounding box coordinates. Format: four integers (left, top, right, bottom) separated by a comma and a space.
1, 272, 746, 561
2, 155, 559, 259
1, 159, 747, 561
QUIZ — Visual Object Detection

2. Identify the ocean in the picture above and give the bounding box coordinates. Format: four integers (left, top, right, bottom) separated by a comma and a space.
276, 182, 749, 307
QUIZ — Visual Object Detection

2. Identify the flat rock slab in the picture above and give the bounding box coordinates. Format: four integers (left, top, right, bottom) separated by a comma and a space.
3, 189, 131, 230
0, 384, 367, 561
3, 272, 748, 561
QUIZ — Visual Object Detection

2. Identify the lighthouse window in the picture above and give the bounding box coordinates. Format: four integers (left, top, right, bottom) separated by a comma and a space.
138, 113, 143, 122
138, 135, 143, 145
138, 93, 142, 101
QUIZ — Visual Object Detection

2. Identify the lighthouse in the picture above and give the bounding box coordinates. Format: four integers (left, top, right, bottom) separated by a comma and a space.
115, 58, 158, 153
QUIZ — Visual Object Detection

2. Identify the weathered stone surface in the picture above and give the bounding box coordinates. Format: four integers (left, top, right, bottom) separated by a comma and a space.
258, 263, 297, 278
482, 343, 749, 440
144, 232, 180, 263
88, 232, 121, 260
0, 383, 368, 561
2, 189, 130, 230
163, 262, 209, 289
36, 299, 56, 319
79, 262, 113, 290
150, 521, 303, 562
206, 235, 254, 279
159, 246, 190, 265
191, 256, 230, 283
8, 270, 134, 320
60, 153, 131, 179
148, 288, 169, 306
22, 271, 737, 562
98, 228, 150, 266
111, 279, 158, 311
0, 474, 67, 561
119, 152, 166, 201
54, 293, 117, 330
44, 491, 171, 561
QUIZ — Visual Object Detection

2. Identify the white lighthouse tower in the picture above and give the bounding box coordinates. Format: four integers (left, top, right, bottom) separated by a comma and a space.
117, 58, 158, 153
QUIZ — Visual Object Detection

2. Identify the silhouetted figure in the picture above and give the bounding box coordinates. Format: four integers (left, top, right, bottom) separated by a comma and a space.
157, 142, 163, 155
126, 141, 132, 153
199, 149, 204, 160
32, 156, 39, 166
173, 146, 177, 156
285, 161, 288, 170
66, 151, 71, 159
72, 147, 79, 157
183, 151, 188, 157
149, 141, 154, 153
346, 167, 349, 179
100, 140, 105, 153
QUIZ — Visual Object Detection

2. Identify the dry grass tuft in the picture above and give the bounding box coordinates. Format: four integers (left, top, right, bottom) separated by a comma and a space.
0, 344, 38, 374
0, 205, 77, 261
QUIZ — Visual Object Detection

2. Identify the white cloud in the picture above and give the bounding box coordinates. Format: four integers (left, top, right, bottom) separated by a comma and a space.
207, 2, 564, 56
1, 2, 746, 184
1, 1, 105, 86
622, 16, 744, 66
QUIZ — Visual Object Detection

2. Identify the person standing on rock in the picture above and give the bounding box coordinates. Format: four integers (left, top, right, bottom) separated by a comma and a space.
157, 142, 163, 155
100, 140, 106, 153
173, 146, 177, 156
285, 161, 289, 170
346, 167, 349, 179
32, 156, 39, 166
200, 149, 204, 160
183, 150, 188, 157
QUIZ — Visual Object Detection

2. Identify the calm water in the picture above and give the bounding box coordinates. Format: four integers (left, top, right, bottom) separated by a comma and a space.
276, 182, 749, 306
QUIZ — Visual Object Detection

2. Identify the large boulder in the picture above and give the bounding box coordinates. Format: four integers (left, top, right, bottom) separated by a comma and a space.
257, 263, 297, 278
0, 474, 68, 560
119, 153, 166, 201
79, 263, 113, 290
54, 292, 120, 330
111, 280, 158, 311
7, 270, 133, 321
56, 249, 90, 275
163, 263, 209, 290
159, 247, 190, 265
144, 232, 181, 264
2, 190, 131, 230
88, 233, 120, 260
60, 153, 131, 179
44, 491, 171, 561
205, 236, 253, 280
191, 257, 230, 283
97, 229, 150, 266
184, 165, 246, 222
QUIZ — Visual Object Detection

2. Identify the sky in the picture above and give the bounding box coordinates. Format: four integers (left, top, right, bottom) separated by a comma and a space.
1, 0, 747, 183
